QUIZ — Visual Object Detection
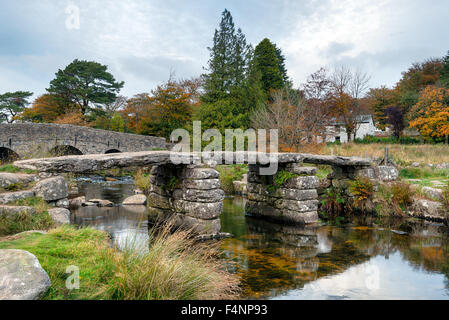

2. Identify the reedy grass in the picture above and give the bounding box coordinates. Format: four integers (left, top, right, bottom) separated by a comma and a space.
0, 223, 240, 300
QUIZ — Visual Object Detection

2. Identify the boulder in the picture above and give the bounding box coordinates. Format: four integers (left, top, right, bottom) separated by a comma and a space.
233, 181, 247, 195
147, 193, 171, 209
48, 208, 70, 226
0, 190, 35, 204
33, 176, 68, 201
69, 196, 85, 208
122, 194, 147, 205
0, 205, 35, 218
375, 166, 399, 182
0, 249, 51, 300
410, 199, 447, 222
421, 187, 444, 201
0, 173, 37, 189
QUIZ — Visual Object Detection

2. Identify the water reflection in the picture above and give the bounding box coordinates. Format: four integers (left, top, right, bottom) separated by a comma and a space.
71, 177, 148, 252
70, 179, 449, 300
220, 197, 449, 300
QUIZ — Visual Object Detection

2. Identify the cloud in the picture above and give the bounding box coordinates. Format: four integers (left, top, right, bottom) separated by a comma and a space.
1, 0, 449, 99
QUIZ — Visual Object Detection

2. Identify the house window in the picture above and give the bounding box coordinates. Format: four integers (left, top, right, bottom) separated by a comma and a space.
335, 136, 341, 143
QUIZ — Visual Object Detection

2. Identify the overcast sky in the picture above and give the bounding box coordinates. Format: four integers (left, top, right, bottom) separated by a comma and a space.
1, 0, 448, 99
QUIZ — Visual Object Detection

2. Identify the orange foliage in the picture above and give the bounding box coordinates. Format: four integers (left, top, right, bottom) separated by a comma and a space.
53, 111, 90, 126
18, 94, 63, 123
409, 86, 449, 139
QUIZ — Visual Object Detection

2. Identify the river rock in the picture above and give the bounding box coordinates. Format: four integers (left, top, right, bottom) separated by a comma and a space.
122, 194, 147, 205
48, 208, 70, 226
410, 199, 447, 222
0, 190, 35, 204
172, 200, 223, 220
375, 166, 399, 182
0, 205, 35, 218
233, 181, 248, 195
69, 196, 85, 208
0, 173, 37, 189
33, 176, 68, 201
0, 249, 51, 300
173, 188, 225, 203
147, 192, 171, 209
89, 199, 114, 207
421, 187, 444, 201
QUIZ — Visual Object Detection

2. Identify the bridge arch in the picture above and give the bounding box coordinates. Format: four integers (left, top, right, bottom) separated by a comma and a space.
0, 147, 20, 163
50, 145, 83, 157
105, 149, 121, 154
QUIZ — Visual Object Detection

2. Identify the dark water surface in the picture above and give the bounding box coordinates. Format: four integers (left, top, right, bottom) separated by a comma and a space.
71, 177, 449, 300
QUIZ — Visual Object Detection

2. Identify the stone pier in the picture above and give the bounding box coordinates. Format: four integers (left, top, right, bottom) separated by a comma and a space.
146, 164, 225, 235
246, 163, 320, 225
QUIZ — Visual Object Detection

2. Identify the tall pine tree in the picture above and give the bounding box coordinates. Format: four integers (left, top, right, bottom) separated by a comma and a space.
253, 38, 289, 96
202, 9, 252, 104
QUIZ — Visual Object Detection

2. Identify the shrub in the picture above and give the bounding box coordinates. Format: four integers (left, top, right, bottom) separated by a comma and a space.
216, 165, 247, 194
266, 170, 297, 193
354, 136, 421, 145
0, 224, 240, 300
320, 186, 349, 218
134, 169, 151, 194
349, 177, 374, 212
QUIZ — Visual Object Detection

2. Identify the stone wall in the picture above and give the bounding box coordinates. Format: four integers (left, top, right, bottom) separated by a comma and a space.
0, 123, 168, 158
147, 164, 224, 235
245, 163, 320, 225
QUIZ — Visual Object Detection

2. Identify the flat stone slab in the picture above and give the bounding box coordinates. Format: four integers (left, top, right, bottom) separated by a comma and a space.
122, 194, 147, 205
0, 190, 35, 205
0, 173, 37, 189
0, 249, 51, 300
14, 151, 372, 173
0, 205, 36, 217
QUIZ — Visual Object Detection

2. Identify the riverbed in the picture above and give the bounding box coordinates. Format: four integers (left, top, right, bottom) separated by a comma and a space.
71, 176, 449, 300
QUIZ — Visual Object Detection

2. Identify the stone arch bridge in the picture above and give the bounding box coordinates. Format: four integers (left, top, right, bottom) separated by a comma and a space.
0, 123, 168, 160
14, 151, 397, 237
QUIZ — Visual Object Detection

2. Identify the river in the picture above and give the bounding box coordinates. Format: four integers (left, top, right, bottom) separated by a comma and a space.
70, 176, 449, 300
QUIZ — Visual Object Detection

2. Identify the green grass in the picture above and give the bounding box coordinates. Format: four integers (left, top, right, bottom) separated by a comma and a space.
0, 164, 37, 174
216, 164, 248, 194
399, 167, 449, 180
0, 224, 239, 300
0, 211, 55, 236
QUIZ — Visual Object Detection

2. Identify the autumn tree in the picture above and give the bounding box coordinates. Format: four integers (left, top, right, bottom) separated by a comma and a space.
395, 58, 443, 115
329, 66, 371, 142
0, 91, 33, 123
409, 86, 449, 143
385, 106, 405, 139
251, 88, 327, 152
47, 59, 124, 115
18, 94, 65, 123
366, 86, 398, 130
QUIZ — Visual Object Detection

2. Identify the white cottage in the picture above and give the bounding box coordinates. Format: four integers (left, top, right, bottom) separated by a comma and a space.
325, 115, 375, 143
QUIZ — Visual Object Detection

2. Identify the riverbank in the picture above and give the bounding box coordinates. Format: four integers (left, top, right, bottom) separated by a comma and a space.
0, 224, 239, 300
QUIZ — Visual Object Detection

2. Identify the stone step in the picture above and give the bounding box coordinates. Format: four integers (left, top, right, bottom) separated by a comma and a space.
0, 190, 35, 205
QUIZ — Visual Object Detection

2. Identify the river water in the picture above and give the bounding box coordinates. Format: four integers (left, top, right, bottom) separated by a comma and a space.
71, 177, 449, 300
